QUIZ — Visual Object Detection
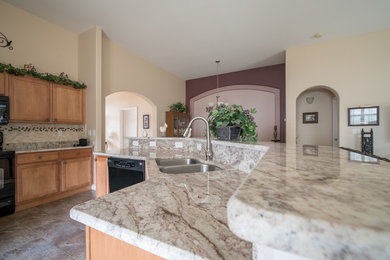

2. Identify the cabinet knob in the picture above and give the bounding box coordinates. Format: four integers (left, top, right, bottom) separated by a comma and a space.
63, 161, 67, 164
46, 118, 50, 121
54, 118, 57, 121
38, 156, 43, 159
56, 162, 59, 165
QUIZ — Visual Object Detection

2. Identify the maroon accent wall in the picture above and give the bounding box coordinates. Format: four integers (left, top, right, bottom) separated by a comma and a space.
185, 64, 286, 142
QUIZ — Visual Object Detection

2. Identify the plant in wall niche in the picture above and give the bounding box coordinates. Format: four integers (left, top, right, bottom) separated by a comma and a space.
0, 62, 87, 89
208, 104, 258, 143
168, 102, 186, 112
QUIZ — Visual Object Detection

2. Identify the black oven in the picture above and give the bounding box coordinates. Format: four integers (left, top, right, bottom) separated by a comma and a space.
0, 151, 15, 217
0, 96, 9, 125
107, 157, 145, 193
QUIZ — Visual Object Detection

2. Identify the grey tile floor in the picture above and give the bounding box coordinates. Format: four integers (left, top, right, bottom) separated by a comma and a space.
0, 191, 95, 260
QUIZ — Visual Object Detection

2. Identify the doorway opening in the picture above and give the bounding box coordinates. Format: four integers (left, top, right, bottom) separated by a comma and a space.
105, 91, 157, 150
296, 86, 339, 147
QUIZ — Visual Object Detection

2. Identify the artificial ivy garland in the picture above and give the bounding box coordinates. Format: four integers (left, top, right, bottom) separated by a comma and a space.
0, 62, 87, 89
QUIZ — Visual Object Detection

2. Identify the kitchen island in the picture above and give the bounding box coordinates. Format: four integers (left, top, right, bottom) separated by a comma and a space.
70, 138, 390, 260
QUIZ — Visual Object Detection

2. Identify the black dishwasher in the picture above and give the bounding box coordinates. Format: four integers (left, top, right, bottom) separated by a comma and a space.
107, 157, 145, 193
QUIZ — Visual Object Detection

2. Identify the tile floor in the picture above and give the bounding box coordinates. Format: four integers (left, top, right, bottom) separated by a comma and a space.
0, 191, 95, 260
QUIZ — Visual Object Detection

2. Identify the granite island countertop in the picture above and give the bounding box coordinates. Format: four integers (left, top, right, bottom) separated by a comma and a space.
71, 148, 253, 260
70, 138, 390, 260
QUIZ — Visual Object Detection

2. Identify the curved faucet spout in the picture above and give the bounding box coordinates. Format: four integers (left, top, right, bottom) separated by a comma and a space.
184, 117, 213, 161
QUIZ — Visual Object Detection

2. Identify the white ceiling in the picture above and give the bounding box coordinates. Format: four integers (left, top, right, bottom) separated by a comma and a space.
5, 0, 390, 80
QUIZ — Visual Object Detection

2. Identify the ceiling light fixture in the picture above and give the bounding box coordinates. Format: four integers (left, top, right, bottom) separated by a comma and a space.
314, 32, 323, 39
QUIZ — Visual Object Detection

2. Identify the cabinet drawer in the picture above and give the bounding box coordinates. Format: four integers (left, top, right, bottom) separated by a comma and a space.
17, 151, 59, 164
62, 148, 92, 160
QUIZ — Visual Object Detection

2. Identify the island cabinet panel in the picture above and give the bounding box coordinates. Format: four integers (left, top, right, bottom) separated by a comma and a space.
86, 227, 164, 260
96, 156, 109, 198
62, 156, 92, 191
52, 83, 85, 124
0, 72, 7, 95
8, 75, 51, 123
16, 161, 60, 203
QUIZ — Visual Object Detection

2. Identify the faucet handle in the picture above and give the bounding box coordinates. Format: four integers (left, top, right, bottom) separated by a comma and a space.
183, 127, 192, 138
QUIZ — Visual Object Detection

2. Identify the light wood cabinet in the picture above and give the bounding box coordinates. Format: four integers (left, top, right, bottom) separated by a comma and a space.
62, 156, 92, 191
96, 156, 109, 198
8, 75, 51, 123
166, 111, 189, 137
52, 83, 85, 124
17, 161, 60, 203
86, 227, 164, 260
7, 75, 85, 124
0, 72, 7, 95
15, 148, 93, 211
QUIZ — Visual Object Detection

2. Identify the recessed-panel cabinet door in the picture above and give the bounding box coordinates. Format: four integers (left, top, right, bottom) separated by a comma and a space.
17, 161, 60, 203
62, 157, 92, 191
9, 75, 51, 122
52, 84, 85, 124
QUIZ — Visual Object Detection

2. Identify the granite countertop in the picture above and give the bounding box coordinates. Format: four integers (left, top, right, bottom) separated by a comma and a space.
14, 145, 94, 154
228, 143, 390, 259
70, 139, 390, 260
71, 149, 253, 260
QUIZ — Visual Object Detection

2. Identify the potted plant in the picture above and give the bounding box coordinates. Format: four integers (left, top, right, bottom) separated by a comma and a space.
169, 102, 186, 112
208, 103, 258, 142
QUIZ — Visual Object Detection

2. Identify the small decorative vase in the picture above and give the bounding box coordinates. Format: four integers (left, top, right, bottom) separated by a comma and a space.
216, 126, 241, 141
273, 125, 278, 140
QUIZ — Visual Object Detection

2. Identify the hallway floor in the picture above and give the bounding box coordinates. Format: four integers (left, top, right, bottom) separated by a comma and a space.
0, 191, 95, 260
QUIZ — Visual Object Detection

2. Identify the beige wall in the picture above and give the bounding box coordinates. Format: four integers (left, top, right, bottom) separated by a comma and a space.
0, 0, 78, 80
105, 92, 156, 150
296, 89, 335, 146
286, 29, 390, 158
78, 27, 102, 150
102, 36, 185, 144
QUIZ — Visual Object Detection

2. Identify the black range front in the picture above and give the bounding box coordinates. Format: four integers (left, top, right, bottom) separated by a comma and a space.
0, 151, 15, 217
107, 157, 145, 193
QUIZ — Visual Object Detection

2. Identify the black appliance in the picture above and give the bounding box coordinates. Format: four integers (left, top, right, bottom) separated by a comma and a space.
0, 96, 9, 125
79, 138, 88, 146
0, 151, 15, 217
0, 132, 3, 151
107, 157, 145, 193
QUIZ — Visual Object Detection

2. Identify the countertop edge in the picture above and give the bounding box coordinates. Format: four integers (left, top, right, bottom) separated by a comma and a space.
70, 208, 206, 260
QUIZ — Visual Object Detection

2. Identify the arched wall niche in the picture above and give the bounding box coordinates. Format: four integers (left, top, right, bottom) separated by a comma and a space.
190, 85, 280, 141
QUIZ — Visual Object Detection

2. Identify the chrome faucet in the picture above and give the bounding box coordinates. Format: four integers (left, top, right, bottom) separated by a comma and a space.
183, 116, 213, 161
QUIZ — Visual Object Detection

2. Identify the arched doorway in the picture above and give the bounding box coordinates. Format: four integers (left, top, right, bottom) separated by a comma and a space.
105, 91, 157, 150
296, 86, 340, 146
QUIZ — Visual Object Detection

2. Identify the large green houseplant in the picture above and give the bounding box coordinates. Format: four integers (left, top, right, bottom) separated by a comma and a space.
208, 103, 258, 143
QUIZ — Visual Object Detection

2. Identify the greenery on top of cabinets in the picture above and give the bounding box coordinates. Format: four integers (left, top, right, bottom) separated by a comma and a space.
169, 102, 186, 112
208, 103, 258, 143
0, 62, 87, 89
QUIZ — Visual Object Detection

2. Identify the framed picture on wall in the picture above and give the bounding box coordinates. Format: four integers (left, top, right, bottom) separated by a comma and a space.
303, 112, 318, 124
348, 106, 379, 126
143, 114, 149, 129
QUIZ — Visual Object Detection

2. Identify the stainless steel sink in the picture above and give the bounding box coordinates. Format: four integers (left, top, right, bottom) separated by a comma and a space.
159, 164, 222, 174
155, 158, 201, 166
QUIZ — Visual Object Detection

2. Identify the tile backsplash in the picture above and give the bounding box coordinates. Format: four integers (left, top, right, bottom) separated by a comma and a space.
0, 123, 87, 145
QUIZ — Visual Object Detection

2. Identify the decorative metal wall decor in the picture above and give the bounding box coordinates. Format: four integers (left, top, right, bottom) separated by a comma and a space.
143, 114, 150, 129
0, 32, 13, 50
361, 128, 373, 155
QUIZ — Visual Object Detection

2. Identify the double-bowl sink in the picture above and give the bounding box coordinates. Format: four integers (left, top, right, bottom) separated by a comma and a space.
155, 158, 222, 174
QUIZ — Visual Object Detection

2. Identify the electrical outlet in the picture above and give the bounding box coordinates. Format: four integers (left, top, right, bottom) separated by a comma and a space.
132, 151, 139, 156
175, 142, 183, 148
92, 130, 96, 136
149, 141, 156, 147
88, 130, 92, 136
133, 141, 139, 146
197, 143, 202, 151
58, 130, 63, 137
149, 152, 156, 158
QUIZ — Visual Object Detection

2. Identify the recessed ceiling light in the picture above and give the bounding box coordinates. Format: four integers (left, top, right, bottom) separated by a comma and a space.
314, 32, 323, 38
